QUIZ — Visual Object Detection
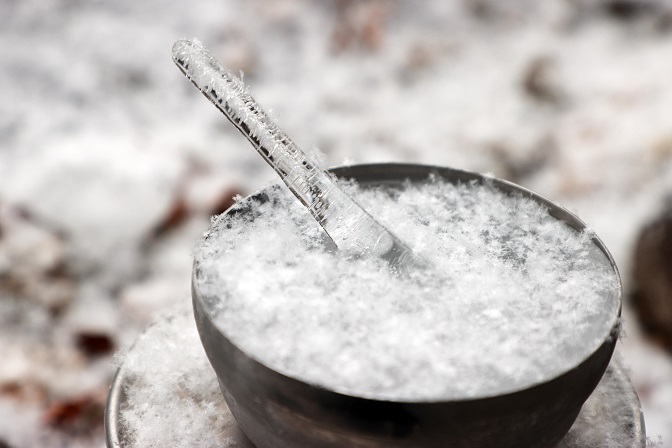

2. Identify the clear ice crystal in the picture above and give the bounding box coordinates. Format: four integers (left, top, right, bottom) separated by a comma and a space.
172, 38, 419, 271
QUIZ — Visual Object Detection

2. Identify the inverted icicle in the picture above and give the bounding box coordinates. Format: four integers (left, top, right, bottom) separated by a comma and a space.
172, 38, 422, 273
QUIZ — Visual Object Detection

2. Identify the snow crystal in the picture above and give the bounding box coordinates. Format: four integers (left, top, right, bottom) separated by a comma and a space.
117, 302, 239, 448
194, 177, 620, 400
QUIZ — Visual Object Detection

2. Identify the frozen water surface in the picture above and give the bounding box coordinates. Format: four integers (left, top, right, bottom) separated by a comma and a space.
193, 177, 620, 401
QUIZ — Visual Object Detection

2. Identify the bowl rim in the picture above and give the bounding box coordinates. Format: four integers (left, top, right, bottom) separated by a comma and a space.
105, 367, 124, 448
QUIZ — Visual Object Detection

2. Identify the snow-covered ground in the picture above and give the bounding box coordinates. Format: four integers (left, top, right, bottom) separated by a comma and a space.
1, 0, 671, 446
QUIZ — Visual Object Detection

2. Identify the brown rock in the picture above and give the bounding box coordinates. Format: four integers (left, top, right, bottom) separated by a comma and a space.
632, 201, 672, 352
152, 197, 189, 238
210, 188, 244, 217
0, 380, 48, 404
43, 393, 105, 432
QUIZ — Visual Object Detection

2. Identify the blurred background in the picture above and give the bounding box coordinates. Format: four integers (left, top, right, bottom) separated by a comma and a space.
1, 0, 672, 446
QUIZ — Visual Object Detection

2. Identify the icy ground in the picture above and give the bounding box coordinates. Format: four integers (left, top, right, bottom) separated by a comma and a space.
1, 0, 672, 446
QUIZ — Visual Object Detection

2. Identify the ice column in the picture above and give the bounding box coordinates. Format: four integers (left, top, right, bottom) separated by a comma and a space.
172, 38, 419, 271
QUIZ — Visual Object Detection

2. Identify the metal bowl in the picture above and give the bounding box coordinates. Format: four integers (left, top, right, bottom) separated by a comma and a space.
191, 163, 622, 448
104, 313, 644, 448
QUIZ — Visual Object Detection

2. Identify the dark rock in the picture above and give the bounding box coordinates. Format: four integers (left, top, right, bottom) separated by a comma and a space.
75, 332, 115, 358
152, 197, 189, 238
631, 201, 672, 352
602, 0, 659, 20
43, 393, 105, 433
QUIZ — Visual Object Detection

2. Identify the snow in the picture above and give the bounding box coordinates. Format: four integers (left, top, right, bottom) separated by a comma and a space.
194, 177, 619, 400
1, 0, 672, 445
117, 302, 238, 448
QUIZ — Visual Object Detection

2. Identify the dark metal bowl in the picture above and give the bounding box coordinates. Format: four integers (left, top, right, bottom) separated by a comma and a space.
192, 163, 622, 448
104, 316, 644, 448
